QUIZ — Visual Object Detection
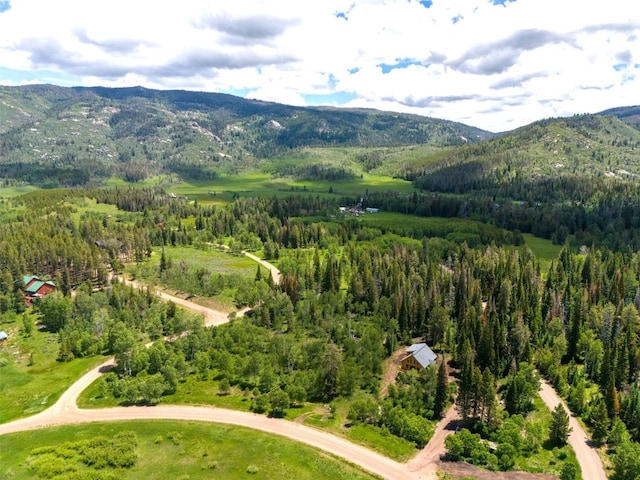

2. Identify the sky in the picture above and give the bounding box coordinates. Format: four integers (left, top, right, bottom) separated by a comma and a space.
0, 0, 638, 133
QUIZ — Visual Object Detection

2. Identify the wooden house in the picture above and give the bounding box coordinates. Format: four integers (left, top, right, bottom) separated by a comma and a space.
400, 343, 437, 371
23, 275, 56, 305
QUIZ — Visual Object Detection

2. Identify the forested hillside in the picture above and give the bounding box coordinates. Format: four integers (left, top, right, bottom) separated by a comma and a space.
0, 85, 490, 187
1, 186, 639, 479
370, 112, 640, 251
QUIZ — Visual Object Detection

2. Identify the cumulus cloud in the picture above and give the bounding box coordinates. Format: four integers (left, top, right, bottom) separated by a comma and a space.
0, 0, 639, 131
196, 13, 299, 44
450, 29, 573, 75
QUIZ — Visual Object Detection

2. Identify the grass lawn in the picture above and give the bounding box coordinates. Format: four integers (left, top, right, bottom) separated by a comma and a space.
0, 312, 109, 424
0, 420, 379, 480
345, 424, 417, 462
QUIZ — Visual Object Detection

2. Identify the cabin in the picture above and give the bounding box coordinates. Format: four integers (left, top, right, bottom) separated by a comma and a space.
23, 276, 57, 305
400, 343, 437, 371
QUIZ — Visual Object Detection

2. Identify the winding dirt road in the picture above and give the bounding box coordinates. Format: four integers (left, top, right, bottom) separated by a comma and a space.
0, 356, 432, 480
0, 249, 606, 480
2, 253, 437, 479
538, 379, 607, 480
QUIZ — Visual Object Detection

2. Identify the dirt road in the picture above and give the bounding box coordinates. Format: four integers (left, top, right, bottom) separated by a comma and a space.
0, 356, 434, 480
0, 258, 439, 480
1, 252, 604, 480
243, 250, 282, 285
538, 379, 607, 480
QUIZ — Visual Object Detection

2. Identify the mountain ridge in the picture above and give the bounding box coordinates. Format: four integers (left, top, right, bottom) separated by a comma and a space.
1, 84, 639, 189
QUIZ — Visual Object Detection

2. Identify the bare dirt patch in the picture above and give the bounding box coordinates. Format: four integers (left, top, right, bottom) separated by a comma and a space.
380, 346, 407, 397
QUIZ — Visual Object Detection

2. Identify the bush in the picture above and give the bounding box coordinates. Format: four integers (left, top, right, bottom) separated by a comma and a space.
495, 443, 516, 470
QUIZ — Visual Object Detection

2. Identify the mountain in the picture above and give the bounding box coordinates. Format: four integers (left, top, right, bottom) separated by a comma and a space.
406, 112, 640, 191
598, 105, 640, 130
389, 112, 640, 249
0, 84, 492, 187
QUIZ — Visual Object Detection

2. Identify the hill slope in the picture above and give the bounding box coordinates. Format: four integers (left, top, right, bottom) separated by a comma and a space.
407, 113, 640, 193
0, 84, 491, 187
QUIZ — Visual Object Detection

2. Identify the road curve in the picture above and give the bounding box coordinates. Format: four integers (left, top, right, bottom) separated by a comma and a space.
0, 356, 435, 480
538, 379, 607, 480
1, 256, 439, 479
0, 401, 429, 480
242, 250, 282, 286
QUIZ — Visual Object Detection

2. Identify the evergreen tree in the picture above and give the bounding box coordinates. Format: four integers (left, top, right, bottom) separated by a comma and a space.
479, 368, 499, 429
456, 340, 475, 421
433, 357, 448, 419
590, 399, 610, 445
549, 403, 572, 445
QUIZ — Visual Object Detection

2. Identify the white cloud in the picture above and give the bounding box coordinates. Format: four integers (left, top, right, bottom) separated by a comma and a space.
0, 0, 638, 131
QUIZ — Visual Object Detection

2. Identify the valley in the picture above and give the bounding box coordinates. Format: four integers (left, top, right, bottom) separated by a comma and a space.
1, 86, 639, 480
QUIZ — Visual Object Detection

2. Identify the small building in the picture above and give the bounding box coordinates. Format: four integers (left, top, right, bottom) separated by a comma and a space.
26, 280, 56, 298
23, 276, 56, 305
0, 331, 7, 342
400, 343, 437, 371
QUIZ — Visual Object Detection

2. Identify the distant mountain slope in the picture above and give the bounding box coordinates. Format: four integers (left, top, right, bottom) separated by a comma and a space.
598, 105, 640, 130
407, 112, 640, 194
0, 84, 492, 187
366, 112, 640, 250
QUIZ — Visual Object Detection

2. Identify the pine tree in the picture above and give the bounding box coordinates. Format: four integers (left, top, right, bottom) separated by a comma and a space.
480, 368, 499, 429
456, 340, 475, 421
605, 374, 621, 420
549, 403, 572, 445
590, 399, 610, 444
159, 248, 167, 274
433, 357, 448, 418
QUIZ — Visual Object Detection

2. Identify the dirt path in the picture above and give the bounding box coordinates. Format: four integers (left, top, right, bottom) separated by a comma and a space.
408, 402, 461, 472
0, 357, 434, 480
242, 250, 281, 285
538, 379, 607, 480
380, 347, 407, 397
0, 401, 431, 480
118, 276, 248, 327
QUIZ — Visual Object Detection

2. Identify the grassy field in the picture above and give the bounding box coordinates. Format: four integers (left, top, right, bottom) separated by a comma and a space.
0, 184, 40, 198
520, 233, 562, 262
0, 420, 379, 480
68, 197, 129, 224
171, 171, 417, 205
0, 312, 109, 424
78, 374, 419, 462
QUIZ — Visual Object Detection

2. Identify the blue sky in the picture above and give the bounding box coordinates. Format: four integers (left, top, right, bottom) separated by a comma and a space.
0, 0, 638, 132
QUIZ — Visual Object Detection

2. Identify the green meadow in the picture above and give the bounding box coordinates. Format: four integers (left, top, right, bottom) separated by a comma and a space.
520, 233, 563, 262
0, 420, 379, 480
172, 171, 417, 205
0, 312, 109, 424
147, 245, 258, 278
